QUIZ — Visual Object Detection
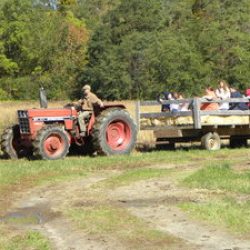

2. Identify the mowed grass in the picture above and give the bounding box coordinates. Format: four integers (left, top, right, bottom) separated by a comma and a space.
182, 163, 250, 194
180, 199, 250, 234
180, 163, 250, 234
0, 149, 248, 192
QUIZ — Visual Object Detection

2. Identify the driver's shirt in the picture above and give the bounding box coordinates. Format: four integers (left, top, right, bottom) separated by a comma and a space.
78, 92, 103, 111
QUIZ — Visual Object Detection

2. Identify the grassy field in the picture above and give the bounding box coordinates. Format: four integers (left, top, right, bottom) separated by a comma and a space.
0, 149, 249, 249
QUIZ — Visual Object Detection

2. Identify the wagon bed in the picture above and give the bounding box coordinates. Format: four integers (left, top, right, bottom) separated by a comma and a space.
135, 98, 250, 150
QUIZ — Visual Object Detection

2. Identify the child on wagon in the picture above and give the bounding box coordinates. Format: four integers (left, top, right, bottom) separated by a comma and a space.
201, 87, 219, 110
215, 80, 231, 110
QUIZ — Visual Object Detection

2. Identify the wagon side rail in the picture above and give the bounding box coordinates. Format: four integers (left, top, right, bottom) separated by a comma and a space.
136, 97, 250, 131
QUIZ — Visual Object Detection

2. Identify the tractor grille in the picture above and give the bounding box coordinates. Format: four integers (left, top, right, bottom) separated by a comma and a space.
18, 110, 30, 133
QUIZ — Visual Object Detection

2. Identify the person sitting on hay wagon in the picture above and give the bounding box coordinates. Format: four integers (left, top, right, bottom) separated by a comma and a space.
201, 87, 219, 111
157, 91, 172, 112
229, 87, 248, 111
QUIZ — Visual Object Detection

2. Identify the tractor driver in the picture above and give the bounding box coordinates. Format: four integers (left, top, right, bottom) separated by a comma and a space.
77, 85, 104, 136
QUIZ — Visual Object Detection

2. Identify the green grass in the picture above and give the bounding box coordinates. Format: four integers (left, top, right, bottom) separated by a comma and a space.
68, 204, 179, 249
180, 198, 250, 234
0, 148, 248, 188
182, 163, 250, 194
0, 151, 197, 188
94, 168, 172, 188
180, 163, 250, 234
0, 228, 52, 250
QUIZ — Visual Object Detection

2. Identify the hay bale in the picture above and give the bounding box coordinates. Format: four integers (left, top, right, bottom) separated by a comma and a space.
202, 115, 249, 125
140, 115, 249, 129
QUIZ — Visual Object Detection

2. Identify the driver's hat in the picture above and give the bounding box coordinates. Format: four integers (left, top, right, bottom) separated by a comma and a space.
82, 84, 91, 91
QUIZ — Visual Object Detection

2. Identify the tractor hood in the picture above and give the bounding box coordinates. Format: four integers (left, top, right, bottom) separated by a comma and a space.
19, 108, 78, 121
17, 108, 78, 136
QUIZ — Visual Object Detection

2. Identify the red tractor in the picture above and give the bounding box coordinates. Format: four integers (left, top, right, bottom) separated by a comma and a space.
1, 90, 137, 160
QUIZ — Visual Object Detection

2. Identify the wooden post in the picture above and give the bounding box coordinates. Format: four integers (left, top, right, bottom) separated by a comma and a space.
192, 98, 201, 129
135, 100, 140, 131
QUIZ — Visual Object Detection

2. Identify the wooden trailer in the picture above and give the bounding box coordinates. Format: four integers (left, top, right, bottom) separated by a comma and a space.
135, 98, 250, 150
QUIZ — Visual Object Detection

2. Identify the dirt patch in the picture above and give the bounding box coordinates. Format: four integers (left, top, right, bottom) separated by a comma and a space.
109, 178, 250, 250
0, 204, 61, 226
0, 170, 61, 217
2, 175, 127, 250
130, 205, 250, 250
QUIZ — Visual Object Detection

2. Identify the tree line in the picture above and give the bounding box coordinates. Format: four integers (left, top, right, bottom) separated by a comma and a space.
0, 0, 250, 101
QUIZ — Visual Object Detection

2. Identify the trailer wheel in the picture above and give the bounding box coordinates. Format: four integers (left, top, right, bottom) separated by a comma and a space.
92, 108, 137, 155
230, 137, 248, 148
33, 126, 70, 160
201, 132, 221, 151
1, 124, 26, 159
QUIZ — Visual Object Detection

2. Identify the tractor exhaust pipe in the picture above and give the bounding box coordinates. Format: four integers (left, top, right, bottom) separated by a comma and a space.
39, 87, 48, 108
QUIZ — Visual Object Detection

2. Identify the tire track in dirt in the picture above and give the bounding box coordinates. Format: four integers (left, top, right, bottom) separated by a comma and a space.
3, 174, 126, 250
109, 179, 250, 250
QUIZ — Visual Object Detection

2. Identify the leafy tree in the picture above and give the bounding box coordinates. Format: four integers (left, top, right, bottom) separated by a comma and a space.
82, 0, 167, 100
0, 0, 250, 100
81, 0, 250, 100
73, 0, 120, 29
0, 0, 89, 100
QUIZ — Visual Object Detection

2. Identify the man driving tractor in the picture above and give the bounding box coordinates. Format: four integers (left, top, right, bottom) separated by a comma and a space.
77, 84, 104, 136
1, 85, 137, 160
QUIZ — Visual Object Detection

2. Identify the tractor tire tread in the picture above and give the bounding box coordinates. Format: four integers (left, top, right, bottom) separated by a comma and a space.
91, 108, 137, 156
32, 125, 70, 160
1, 124, 20, 159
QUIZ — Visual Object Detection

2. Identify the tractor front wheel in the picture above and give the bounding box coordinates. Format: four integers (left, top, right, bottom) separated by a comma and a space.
33, 126, 70, 160
92, 108, 137, 155
1, 124, 26, 159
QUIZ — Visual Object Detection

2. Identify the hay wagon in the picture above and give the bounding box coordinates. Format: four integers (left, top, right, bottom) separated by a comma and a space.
135, 98, 250, 150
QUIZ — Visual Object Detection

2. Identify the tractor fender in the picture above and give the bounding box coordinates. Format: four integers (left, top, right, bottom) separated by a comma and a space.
101, 104, 126, 110
88, 105, 126, 134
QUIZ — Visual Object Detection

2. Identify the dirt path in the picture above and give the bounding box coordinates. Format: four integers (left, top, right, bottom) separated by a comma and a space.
2, 167, 250, 250
109, 179, 250, 250
3, 174, 126, 250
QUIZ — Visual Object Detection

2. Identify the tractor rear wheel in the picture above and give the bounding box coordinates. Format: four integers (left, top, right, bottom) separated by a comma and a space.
92, 108, 137, 155
33, 126, 70, 160
1, 124, 26, 159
